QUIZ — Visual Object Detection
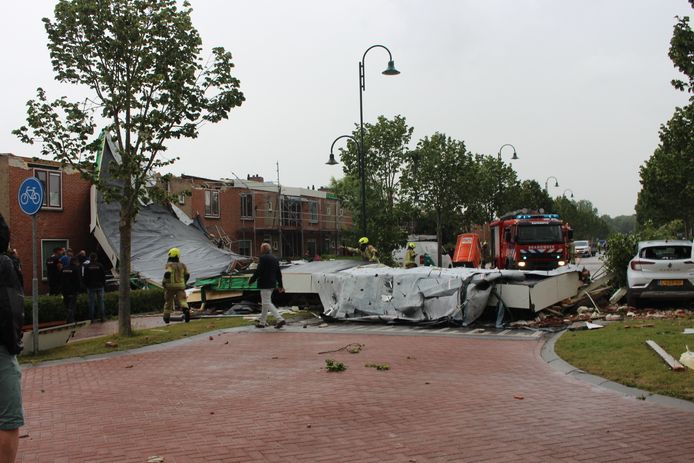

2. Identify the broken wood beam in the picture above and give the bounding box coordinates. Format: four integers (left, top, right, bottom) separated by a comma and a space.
645, 340, 685, 371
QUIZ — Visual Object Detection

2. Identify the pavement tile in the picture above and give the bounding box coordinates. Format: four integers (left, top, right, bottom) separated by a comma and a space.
15, 331, 694, 462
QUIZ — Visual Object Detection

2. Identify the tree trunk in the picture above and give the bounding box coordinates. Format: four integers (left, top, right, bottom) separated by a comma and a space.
118, 204, 132, 336
436, 207, 443, 267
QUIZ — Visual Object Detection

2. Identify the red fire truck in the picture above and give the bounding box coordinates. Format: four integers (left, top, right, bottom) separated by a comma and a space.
489, 210, 573, 270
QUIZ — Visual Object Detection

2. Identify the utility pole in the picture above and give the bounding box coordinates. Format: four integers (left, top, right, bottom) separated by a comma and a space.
276, 161, 283, 259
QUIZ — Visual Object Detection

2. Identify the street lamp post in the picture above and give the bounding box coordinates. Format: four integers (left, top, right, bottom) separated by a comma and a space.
544, 176, 559, 193
356, 45, 400, 238
327, 135, 361, 252
496, 144, 518, 217
562, 188, 574, 199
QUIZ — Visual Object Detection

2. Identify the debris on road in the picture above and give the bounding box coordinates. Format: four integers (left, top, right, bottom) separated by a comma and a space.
105, 341, 118, 348
324, 359, 346, 372
680, 346, 694, 370
365, 362, 390, 371
318, 343, 364, 355
645, 340, 685, 371
146, 457, 165, 463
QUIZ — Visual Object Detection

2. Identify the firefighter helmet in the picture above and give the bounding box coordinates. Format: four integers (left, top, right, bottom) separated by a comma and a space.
358, 237, 369, 245
168, 247, 181, 258
407, 242, 416, 249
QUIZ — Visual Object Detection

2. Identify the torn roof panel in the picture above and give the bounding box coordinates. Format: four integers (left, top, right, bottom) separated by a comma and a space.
95, 133, 243, 282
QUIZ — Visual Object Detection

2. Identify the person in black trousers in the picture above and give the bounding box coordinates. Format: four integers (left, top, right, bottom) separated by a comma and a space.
60, 256, 81, 323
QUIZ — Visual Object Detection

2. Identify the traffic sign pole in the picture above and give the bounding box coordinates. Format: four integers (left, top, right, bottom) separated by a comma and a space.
18, 177, 44, 354
32, 215, 38, 354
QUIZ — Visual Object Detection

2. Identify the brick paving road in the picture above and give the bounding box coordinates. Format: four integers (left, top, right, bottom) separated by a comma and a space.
17, 328, 694, 462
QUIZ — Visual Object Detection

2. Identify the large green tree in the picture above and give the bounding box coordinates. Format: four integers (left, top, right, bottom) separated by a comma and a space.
14, 0, 244, 335
401, 133, 474, 266
636, 0, 694, 238
331, 115, 413, 258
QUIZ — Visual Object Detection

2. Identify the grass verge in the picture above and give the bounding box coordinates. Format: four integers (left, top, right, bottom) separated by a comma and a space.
20, 312, 312, 366
555, 317, 694, 402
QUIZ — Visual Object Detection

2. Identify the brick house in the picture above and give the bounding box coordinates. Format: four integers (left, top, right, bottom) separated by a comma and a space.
0, 153, 93, 293
166, 174, 352, 258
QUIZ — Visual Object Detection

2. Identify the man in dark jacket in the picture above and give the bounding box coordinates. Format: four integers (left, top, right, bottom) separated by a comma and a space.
60, 256, 81, 323
83, 253, 107, 322
0, 213, 24, 462
248, 242, 286, 329
46, 247, 63, 295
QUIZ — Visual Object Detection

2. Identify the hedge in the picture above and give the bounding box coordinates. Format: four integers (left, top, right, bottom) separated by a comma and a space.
23, 288, 165, 324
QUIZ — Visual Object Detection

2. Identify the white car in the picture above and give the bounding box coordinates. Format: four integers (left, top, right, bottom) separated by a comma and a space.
626, 240, 694, 307
392, 241, 453, 268
573, 240, 593, 257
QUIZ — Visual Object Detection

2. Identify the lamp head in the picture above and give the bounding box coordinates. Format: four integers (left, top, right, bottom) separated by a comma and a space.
326, 153, 338, 166
511, 151, 519, 160
570, 192, 574, 198
382, 60, 400, 76
554, 180, 559, 187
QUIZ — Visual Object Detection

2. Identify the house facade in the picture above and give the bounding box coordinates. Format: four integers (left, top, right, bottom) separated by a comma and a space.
0, 153, 93, 293
166, 174, 352, 258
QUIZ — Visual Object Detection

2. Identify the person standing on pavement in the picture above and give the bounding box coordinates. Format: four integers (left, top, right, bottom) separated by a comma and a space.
83, 253, 107, 323
162, 248, 190, 324
45, 247, 63, 295
248, 242, 286, 329
0, 213, 25, 463
403, 242, 417, 269
60, 256, 81, 323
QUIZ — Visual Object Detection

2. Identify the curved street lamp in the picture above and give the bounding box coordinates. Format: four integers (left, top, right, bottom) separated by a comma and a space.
326, 135, 360, 166
355, 44, 400, 238
544, 176, 559, 192
495, 144, 519, 216
562, 188, 574, 199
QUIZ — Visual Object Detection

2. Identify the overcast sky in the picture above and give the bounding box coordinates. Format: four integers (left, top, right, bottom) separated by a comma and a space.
1, 0, 691, 217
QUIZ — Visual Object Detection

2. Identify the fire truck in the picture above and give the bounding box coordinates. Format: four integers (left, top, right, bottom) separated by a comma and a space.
489, 210, 573, 270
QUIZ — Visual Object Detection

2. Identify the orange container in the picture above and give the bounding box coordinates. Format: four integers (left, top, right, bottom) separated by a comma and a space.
453, 233, 482, 268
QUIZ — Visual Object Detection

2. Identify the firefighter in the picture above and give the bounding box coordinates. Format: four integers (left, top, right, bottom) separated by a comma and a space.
162, 247, 190, 323
342, 237, 379, 263
403, 242, 417, 268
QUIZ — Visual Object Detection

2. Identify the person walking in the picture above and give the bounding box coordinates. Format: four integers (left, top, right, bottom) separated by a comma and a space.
0, 214, 25, 463
248, 242, 286, 329
83, 253, 107, 323
162, 248, 190, 324
60, 256, 81, 323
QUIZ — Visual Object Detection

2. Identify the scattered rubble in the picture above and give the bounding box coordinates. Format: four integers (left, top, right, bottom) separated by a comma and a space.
645, 340, 685, 371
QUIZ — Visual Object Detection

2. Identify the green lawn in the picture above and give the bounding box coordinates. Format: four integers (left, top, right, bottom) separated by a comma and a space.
555, 317, 694, 401
20, 312, 311, 366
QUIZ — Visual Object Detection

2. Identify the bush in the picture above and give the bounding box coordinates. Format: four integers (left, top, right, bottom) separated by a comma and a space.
601, 233, 639, 288
23, 288, 164, 324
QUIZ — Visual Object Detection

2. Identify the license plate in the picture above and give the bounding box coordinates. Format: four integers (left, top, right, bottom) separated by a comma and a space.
659, 279, 684, 286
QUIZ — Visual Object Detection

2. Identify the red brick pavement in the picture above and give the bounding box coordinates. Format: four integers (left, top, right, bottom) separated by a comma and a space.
17, 330, 694, 462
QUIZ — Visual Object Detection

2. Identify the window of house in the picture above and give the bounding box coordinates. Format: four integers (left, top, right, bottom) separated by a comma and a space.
178, 192, 186, 205
238, 240, 252, 257
326, 205, 332, 216
34, 168, 62, 209
241, 194, 253, 219
309, 201, 318, 223
204, 190, 220, 217
41, 239, 68, 280
323, 238, 332, 254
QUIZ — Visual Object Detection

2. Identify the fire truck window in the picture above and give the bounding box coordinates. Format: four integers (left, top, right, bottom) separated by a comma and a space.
517, 225, 563, 244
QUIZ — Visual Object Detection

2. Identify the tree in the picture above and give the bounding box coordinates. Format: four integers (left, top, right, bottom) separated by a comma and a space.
506, 180, 554, 214
401, 133, 474, 266
333, 115, 413, 258
14, 0, 244, 335
637, 1, 694, 238
636, 104, 694, 237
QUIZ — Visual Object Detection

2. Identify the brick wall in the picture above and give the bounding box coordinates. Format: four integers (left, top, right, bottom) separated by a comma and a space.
2, 154, 92, 292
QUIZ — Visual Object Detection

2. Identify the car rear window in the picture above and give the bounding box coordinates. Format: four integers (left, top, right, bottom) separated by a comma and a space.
639, 245, 692, 260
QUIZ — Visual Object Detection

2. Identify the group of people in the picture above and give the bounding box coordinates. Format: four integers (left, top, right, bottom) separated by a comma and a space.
163, 243, 287, 330
46, 247, 107, 323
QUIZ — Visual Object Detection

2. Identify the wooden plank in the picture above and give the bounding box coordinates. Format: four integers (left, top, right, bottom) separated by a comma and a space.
645, 340, 685, 371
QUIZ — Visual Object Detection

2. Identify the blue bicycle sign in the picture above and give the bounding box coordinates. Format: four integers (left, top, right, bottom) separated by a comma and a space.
18, 177, 44, 215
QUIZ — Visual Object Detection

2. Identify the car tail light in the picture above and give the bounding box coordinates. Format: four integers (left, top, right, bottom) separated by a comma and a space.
630, 260, 655, 271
